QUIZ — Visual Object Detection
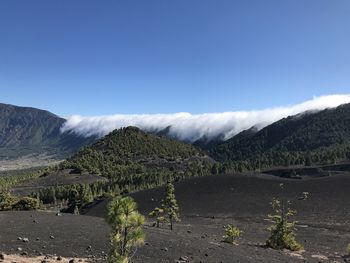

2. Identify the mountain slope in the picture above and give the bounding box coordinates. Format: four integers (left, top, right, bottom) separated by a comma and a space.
60, 126, 214, 190
210, 104, 350, 165
0, 103, 94, 159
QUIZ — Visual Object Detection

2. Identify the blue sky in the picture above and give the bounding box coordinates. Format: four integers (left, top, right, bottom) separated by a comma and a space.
0, 0, 349, 117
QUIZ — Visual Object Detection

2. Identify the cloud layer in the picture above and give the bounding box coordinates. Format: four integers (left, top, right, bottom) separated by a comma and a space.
61, 94, 350, 142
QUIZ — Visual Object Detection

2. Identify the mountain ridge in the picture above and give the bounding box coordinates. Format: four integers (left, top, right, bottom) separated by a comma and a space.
210, 103, 350, 167
0, 103, 95, 160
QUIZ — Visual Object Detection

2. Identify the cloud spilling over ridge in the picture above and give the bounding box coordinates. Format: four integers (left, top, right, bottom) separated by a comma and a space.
61, 94, 350, 142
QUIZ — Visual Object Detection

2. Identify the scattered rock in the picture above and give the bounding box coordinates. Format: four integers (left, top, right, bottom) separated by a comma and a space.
177, 256, 189, 262
49, 235, 55, 239
0, 253, 4, 260
161, 247, 168, 252
22, 238, 29, 243
57, 256, 62, 260
69, 259, 75, 263
17, 248, 22, 252
311, 254, 328, 260
56, 213, 62, 216
289, 252, 304, 260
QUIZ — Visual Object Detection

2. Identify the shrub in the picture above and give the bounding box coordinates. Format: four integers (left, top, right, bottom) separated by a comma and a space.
266, 198, 303, 251
223, 224, 242, 245
347, 243, 350, 255
0, 191, 19, 211
13, 197, 40, 210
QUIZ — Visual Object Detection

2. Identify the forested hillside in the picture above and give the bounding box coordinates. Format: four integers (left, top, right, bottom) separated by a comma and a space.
210, 104, 350, 170
59, 126, 213, 192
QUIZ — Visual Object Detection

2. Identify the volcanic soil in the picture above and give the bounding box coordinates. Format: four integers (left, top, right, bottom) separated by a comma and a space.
2, 170, 350, 262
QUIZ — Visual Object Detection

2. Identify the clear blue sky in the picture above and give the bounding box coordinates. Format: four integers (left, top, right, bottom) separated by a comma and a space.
0, 0, 349, 116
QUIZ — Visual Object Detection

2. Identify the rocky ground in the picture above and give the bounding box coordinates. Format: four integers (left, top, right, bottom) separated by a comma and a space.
1, 172, 350, 262
0, 254, 89, 263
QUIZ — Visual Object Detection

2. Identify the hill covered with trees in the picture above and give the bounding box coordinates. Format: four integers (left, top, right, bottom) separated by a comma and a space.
59, 126, 213, 192
209, 104, 350, 170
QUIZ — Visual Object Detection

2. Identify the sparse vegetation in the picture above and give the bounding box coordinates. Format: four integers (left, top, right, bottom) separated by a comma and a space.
0, 168, 44, 194
266, 185, 303, 251
106, 196, 145, 263
149, 182, 180, 230
223, 224, 242, 245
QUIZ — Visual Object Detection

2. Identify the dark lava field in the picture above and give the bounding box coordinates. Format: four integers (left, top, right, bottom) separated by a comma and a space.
2, 170, 350, 262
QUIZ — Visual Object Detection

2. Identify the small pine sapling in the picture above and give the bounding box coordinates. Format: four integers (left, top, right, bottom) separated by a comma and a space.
266, 184, 303, 251
149, 207, 165, 228
223, 224, 242, 245
161, 182, 180, 230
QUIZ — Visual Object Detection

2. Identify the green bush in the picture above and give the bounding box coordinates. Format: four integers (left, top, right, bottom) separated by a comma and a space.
266, 198, 303, 251
223, 224, 242, 245
0, 192, 19, 211
13, 197, 40, 211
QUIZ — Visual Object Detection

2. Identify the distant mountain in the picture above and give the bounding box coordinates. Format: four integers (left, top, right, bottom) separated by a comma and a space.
210, 104, 350, 166
60, 126, 214, 190
0, 103, 95, 160
4, 101, 350, 171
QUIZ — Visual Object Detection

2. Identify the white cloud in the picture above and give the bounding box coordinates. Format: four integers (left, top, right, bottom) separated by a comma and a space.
61, 94, 350, 142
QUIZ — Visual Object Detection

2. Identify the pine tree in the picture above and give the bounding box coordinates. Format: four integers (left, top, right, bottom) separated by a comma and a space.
106, 196, 145, 263
68, 188, 79, 212
80, 184, 93, 206
161, 182, 180, 230
148, 207, 165, 228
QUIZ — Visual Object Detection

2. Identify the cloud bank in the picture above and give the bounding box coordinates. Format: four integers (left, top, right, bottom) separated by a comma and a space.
61, 94, 350, 142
